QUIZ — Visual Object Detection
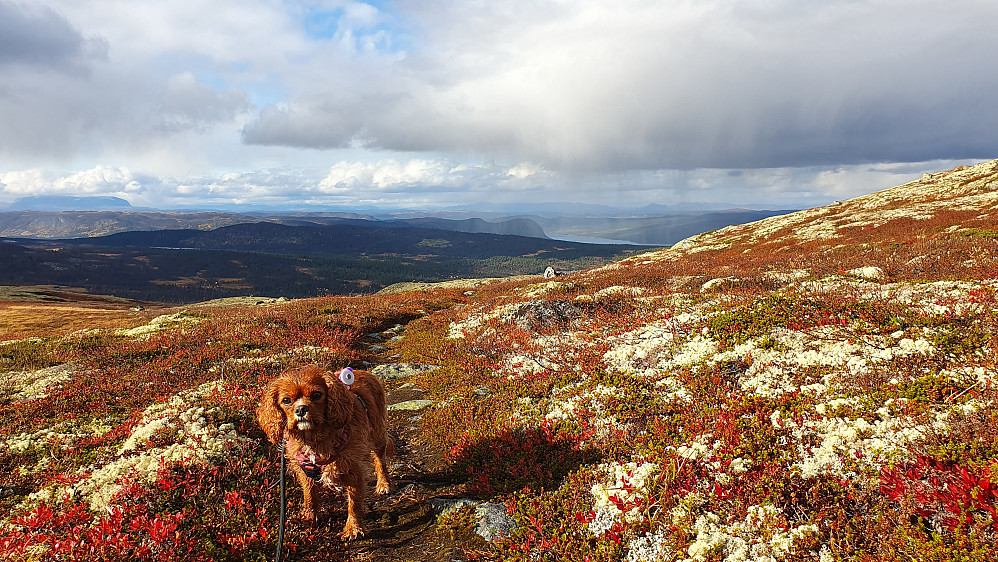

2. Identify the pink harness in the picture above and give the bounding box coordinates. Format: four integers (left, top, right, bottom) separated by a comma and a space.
291, 427, 349, 481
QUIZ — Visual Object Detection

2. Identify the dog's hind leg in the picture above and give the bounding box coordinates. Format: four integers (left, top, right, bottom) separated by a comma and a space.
371, 440, 394, 495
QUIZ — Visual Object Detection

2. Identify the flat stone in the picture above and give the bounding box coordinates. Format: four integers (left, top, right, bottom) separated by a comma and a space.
701, 276, 739, 292
372, 363, 440, 380
475, 502, 517, 541
847, 266, 887, 281
500, 299, 582, 332
429, 499, 518, 541
430, 498, 477, 514
387, 399, 434, 411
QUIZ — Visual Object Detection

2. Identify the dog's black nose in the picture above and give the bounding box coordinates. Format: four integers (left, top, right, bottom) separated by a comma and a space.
295, 405, 309, 418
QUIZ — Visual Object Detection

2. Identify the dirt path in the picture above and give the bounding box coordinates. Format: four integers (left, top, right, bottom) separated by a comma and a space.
346, 404, 470, 561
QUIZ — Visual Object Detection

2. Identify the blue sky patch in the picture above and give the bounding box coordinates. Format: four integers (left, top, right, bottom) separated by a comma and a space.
302, 6, 342, 40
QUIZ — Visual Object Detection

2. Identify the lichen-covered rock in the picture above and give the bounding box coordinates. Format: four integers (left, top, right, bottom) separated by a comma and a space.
431, 499, 517, 541
847, 266, 887, 281
701, 276, 739, 292
372, 363, 439, 380
387, 399, 435, 411
500, 299, 583, 332
474, 502, 517, 541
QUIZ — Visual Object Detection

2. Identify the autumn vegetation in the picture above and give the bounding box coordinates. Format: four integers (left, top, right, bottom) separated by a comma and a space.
2, 160, 997, 560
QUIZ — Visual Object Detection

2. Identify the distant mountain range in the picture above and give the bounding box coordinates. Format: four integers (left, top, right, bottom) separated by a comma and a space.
0, 208, 795, 246
521, 209, 791, 245
0, 211, 550, 241
3, 194, 775, 215
390, 216, 549, 238
0, 221, 644, 302
8, 195, 136, 211
0, 199, 799, 303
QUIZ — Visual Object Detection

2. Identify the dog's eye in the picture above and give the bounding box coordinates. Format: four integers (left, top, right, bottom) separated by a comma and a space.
280, 397, 292, 406
310, 391, 323, 402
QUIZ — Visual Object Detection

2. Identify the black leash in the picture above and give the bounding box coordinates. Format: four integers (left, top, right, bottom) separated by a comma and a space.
276, 438, 288, 562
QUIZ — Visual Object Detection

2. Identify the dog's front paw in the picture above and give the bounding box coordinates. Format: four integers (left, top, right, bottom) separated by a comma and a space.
374, 480, 393, 495
339, 522, 365, 541
296, 508, 318, 525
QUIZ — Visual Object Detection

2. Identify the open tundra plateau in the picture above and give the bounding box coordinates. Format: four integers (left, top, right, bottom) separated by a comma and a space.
2, 159, 998, 561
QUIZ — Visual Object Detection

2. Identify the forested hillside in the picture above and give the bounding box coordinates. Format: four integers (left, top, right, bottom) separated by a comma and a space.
0, 223, 646, 302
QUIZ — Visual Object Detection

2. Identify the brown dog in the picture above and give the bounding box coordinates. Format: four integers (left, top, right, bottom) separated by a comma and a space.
256, 365, 394, 539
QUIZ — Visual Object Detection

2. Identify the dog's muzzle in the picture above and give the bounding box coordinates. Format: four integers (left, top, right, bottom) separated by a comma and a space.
293, 405, 314, 430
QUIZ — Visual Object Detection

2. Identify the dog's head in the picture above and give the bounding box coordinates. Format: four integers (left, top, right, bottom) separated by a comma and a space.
256, 365, 353, 443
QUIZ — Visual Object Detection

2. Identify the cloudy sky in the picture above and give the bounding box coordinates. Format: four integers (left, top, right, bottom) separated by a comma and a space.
1, 0, 996, 212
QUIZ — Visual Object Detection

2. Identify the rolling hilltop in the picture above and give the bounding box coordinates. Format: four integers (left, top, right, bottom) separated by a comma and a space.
47, 221, 565, 257
0, 210, 254, 239
1, 160, 997, 561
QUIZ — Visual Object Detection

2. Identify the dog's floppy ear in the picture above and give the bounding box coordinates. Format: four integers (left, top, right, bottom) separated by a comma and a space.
322, 368, 352, 426
255, 379, 286, 444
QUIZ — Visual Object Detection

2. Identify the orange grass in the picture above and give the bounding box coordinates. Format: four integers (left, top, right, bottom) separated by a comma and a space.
0, 302, 168, 341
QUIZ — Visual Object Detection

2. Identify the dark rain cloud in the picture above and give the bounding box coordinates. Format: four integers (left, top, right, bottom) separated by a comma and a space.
241, 1, 998, 171
0, 1, 106, 66
0, 2, 250, 162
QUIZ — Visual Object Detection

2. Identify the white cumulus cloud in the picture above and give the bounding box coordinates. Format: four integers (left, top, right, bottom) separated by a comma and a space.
1, 0, 995, 210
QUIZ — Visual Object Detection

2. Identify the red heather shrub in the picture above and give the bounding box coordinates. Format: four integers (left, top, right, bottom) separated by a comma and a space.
492, 474, 624, 562
0, 449, 282, 561
880, 456, 998, 533
0, 498, 201, 561
447, 419, 601, 497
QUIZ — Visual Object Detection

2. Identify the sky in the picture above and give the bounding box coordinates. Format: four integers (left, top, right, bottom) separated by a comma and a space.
1, 0, 996, 213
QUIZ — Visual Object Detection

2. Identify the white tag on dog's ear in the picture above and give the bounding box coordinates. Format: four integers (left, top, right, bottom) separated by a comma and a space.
338, 367, 355, 386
